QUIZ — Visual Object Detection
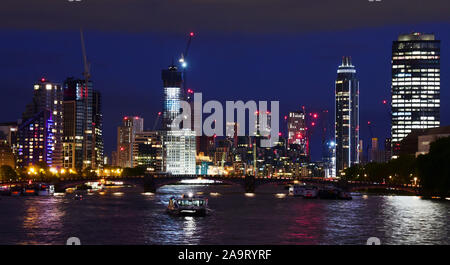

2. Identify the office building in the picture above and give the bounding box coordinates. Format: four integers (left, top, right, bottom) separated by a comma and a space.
335, 57, 360, 174
287, 111, 308, 157
162, 129, 196, 175
116, 116, 144, 168
0, 140, 15, 168
133, 131, 163, 172
391, 33, 440, 157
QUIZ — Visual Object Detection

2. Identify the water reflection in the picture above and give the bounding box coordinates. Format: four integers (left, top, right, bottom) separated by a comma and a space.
381, 196, 449, 244
0, 185, 449, 245
22, 197, 64, 245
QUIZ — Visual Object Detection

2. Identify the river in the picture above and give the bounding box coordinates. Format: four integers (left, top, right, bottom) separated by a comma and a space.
0, 183, 449, 245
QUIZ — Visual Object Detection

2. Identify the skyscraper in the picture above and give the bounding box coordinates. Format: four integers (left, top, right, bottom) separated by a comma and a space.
162, 65, 183, 130
61, 78, 103, 170
18, 78, 63, 168
116, 116, 144, 168
92, 90, 104, 169
335, 57, 359, 175
391, 33, 440, 157
160, 64, 196, 175
287, 110, 308, 157
62, 78, 92, 170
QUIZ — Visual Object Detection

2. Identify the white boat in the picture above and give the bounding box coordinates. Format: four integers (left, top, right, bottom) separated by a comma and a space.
37, 184, 55, 196
289, 184, 307, 197
167, 194, 209, 216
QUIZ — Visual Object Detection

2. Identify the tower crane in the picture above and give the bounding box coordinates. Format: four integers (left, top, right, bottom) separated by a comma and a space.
80, 29, 91, 91
152, 112, 162, 130
179, 32, 195, 98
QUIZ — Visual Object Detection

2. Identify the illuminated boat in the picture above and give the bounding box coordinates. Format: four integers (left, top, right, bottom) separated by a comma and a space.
37, 183, 55, 196
167, 194, 209, 216
23, 184, 37, 196
0, 185, 10, 196
10, 185, 22, 196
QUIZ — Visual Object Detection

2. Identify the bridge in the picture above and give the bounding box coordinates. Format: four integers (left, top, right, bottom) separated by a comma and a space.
299, 178, 420, 194
50, 174, 293, 193
1, 175, 420, 194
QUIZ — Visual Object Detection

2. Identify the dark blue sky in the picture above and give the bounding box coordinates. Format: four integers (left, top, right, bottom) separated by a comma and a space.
1, 23, 449, 160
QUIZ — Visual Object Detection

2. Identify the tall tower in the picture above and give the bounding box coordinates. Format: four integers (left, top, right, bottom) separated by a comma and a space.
160, 63, 196, 175
162, 65, 183, 130
335, 57, 359, 175
62, 78, 93, 171
18, 78, 63, 168
92, 90, 104, 169
391, 33, 440, 157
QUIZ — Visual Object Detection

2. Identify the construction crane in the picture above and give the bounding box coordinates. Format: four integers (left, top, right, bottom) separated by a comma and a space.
152, 112, 162, 130
366, 121, 375, 162
178, 32, 195, 97
80, 28, 91, 96
367, 121, 374, 139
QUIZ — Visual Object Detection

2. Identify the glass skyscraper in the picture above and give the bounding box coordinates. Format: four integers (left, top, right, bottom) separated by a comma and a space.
335, 57, 359, 175
391, 33, 440, 157
162, 65, 183, 130
62, 78, 103, 170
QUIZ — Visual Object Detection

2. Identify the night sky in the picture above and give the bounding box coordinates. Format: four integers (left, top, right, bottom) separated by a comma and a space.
1, 1, 449, 161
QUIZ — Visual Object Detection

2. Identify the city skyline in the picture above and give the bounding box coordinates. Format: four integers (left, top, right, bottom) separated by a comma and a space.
1, 26, 450, 161
2, 0, 450, 249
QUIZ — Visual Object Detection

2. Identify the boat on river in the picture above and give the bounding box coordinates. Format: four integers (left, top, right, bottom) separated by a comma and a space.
289, 184, 307, 196
167, 194, 210, 216
37, 183, 55, 196
303, 186, 319, 199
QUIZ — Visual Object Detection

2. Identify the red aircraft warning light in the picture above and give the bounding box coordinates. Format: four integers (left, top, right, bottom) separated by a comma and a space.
190, 32, 195, 37
313, 113, 318, 119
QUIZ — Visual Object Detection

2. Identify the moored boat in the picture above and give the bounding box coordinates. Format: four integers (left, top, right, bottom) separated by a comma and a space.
289, 184, 307, 197
22, 184, 37, 196
338, 190, 353, 200
303, 186, 319, 199
37, 183, 55, 196
318, 186, 340, 199
10, 185, 22, 196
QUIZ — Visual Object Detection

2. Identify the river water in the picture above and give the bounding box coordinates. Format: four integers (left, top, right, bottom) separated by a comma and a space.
0, 183, 449, 245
